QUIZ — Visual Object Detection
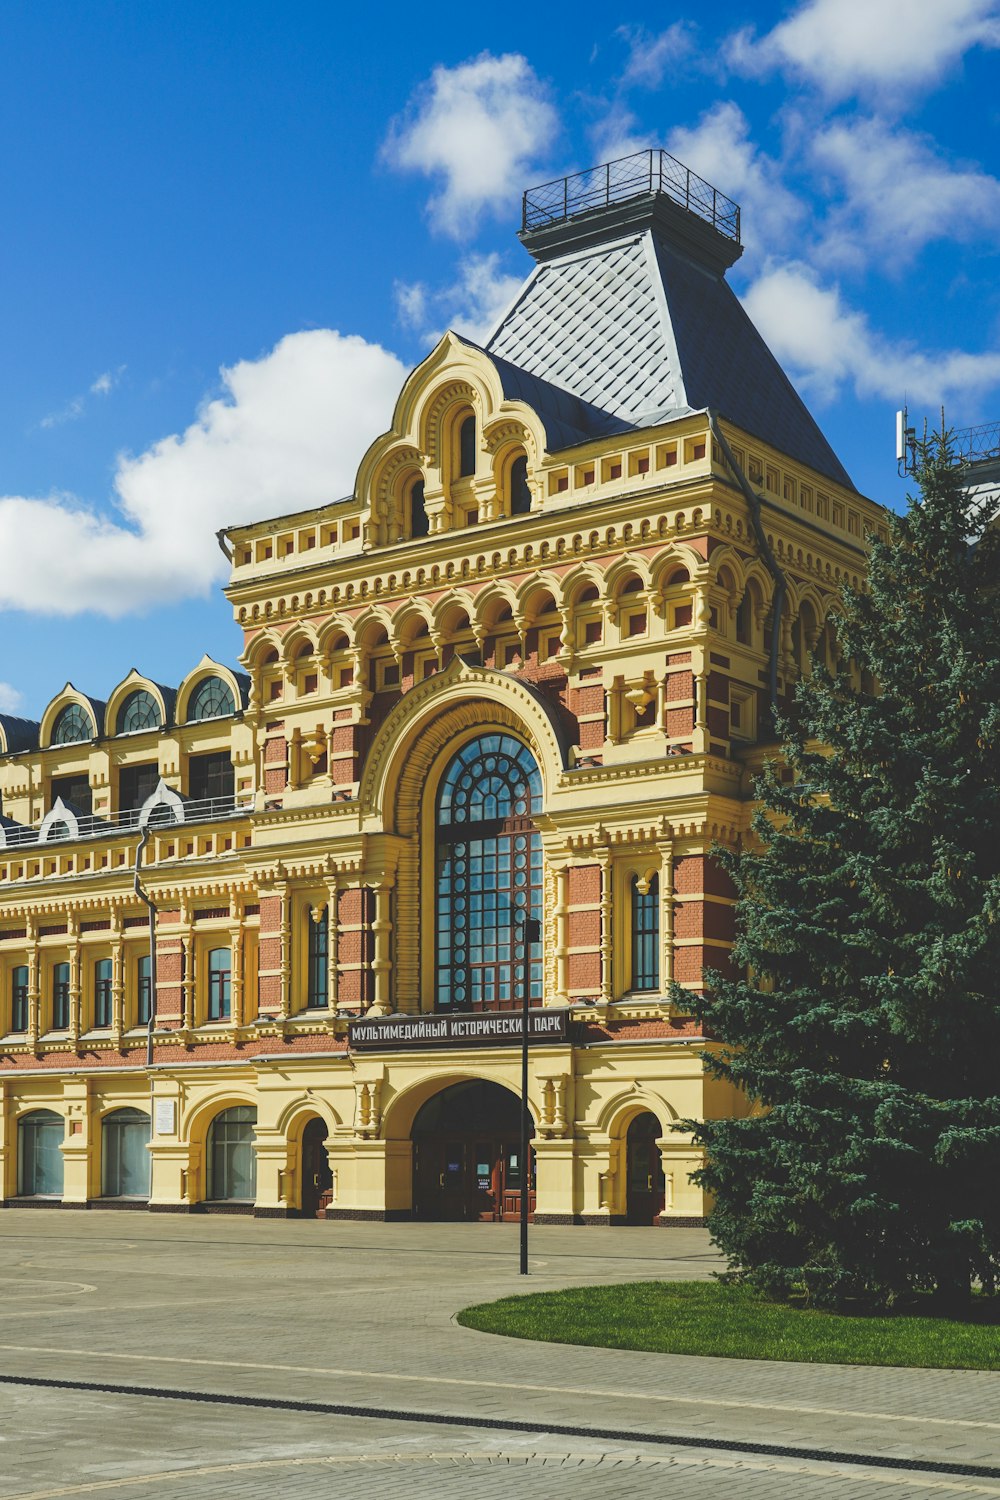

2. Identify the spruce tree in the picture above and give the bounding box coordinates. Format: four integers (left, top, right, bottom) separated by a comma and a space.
684, 434, 1000, 1310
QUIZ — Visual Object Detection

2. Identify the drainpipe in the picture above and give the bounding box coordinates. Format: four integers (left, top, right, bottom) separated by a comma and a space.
133, 827, 158, 1069
708, 411, 787, 729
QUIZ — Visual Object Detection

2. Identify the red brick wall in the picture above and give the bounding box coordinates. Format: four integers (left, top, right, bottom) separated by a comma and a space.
567, 864, 601, 905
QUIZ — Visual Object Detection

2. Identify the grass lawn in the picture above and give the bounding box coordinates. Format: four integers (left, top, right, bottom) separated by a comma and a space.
457, 1281, 1000, 1370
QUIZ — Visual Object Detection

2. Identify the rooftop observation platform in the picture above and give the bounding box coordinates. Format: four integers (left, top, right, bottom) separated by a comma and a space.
898, 413, 1000, 493
519, 150, 742, 274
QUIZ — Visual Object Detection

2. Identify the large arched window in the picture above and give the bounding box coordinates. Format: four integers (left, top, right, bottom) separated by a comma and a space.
208, 1105, 256, 1201
18, 1109, 64, 1197
186, 676, 236, 722
117, 689, 161, 735
436, 733, 543, 1012
51, 703, 94, 745
102, 1108, 151, 1197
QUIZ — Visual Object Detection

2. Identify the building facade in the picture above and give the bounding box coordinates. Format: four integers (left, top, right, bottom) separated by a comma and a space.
0, 154, 887, 1223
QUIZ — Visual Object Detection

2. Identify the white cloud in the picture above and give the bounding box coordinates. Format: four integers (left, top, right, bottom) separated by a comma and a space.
384, 53, 559, 238
666, 103, 806, 260
38, 365, 125, 429
743, 261, 1000, 406
588, 102, 654, 164
810, 117, 1000, 269
0, 330, 406, 617
727, 0, 1000, 103
0, 683, 24, 713
616, 22, 696, 90
397, 253, 524, 347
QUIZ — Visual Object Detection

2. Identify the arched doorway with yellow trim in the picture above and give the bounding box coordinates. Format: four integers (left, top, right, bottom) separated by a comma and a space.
411, 1079, 535, 1222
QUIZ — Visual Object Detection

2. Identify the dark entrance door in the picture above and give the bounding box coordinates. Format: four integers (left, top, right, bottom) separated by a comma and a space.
411, 1081, 535, 1222
626, 1112, 666, 1224
300, 1117, 332, 1218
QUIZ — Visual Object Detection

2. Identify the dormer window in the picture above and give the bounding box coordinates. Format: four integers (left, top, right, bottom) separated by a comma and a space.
410, 478, 429, 539
51, 703, 94, 746
458, 414, 476, 478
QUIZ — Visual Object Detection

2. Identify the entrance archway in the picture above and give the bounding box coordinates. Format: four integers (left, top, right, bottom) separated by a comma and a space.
411, 1080, 534, 1222
626, 1111, 665, 1224
299, 1116, 332, 1218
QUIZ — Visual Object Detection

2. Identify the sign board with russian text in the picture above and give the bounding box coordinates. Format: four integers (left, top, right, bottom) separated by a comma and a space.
348, 1009, 568, 1051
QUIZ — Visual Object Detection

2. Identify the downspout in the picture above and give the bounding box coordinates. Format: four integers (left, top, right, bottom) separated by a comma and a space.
708, 411, 787, 728
133, 826, 158, 1069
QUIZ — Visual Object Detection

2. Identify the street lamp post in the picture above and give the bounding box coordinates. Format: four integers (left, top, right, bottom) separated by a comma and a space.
519, 911, 541, 1276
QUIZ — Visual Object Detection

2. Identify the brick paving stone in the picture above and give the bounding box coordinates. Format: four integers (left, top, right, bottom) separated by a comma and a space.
0, 1212, 998, 1498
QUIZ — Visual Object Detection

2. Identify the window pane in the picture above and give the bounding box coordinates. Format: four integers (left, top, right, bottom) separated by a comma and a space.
436, 734, 543, 1013
51, 703, 94, 745
307, 910, 328, 1008
18, 1112, 64, 1196
631, 875, 659, 990
187, 677, 236, 722
117, 690, 161, 735
208, 1107, 256, 1200
11, 966, 28, 1032
137, 954, 152, 1026
103, 1110, 150, 1196
188, 752, 235, 803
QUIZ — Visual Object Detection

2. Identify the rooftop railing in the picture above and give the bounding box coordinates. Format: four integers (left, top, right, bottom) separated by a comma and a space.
0, 793, 253, 850
898, 413, 1000, 477
522, 149, 741, 243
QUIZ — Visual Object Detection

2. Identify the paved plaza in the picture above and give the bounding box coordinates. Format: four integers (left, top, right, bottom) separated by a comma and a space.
0, 1212, 998, 1498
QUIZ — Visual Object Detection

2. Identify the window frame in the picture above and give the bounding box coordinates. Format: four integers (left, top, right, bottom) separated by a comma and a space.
93, 957, 113, 1029
207, 946, 232, 1022
51, 960, 70, 1031
10, 965, 28, 1033
630, 873, 660, 994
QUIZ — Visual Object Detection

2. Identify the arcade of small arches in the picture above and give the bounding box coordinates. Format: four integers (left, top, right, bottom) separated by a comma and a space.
6, 1080, 688, 1225
241, 546, 852, 718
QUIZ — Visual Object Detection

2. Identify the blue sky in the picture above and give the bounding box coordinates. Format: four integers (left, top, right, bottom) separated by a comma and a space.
1, 0, 998, 719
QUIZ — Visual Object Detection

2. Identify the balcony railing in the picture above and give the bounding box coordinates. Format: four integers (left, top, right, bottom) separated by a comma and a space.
0, 794, 252, 850
522, 149, 741, 243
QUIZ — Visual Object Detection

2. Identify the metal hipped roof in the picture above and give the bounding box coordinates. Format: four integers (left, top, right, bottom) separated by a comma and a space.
485, 225, 853, 490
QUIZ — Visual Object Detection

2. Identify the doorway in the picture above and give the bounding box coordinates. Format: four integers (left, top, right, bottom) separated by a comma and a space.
411, 1080, 535, 1222
625, 1111, 665, 1224
300, 1116, 332, 1218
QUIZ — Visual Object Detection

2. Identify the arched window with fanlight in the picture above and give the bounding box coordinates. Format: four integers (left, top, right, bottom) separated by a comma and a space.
116, 689, 162, 735
51, 703, 94, 745
436, 733, 543, 1012
186, 676, 236, 722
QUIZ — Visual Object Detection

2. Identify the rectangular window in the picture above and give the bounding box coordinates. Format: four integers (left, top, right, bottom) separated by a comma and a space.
52, 962, 70, 1030
50, 774, 92, 816
631, 875, 659, 992
208, 948, 231, 1021
94, 958, 113, 1028
11, 965, 28, 1033
137, 954, 152, 1026
306, 910, 329, 1009
119, 763, 160, 815
188, 753, 235, 805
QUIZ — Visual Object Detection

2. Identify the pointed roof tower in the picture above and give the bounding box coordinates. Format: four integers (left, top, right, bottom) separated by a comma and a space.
484, 151, 853, 490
